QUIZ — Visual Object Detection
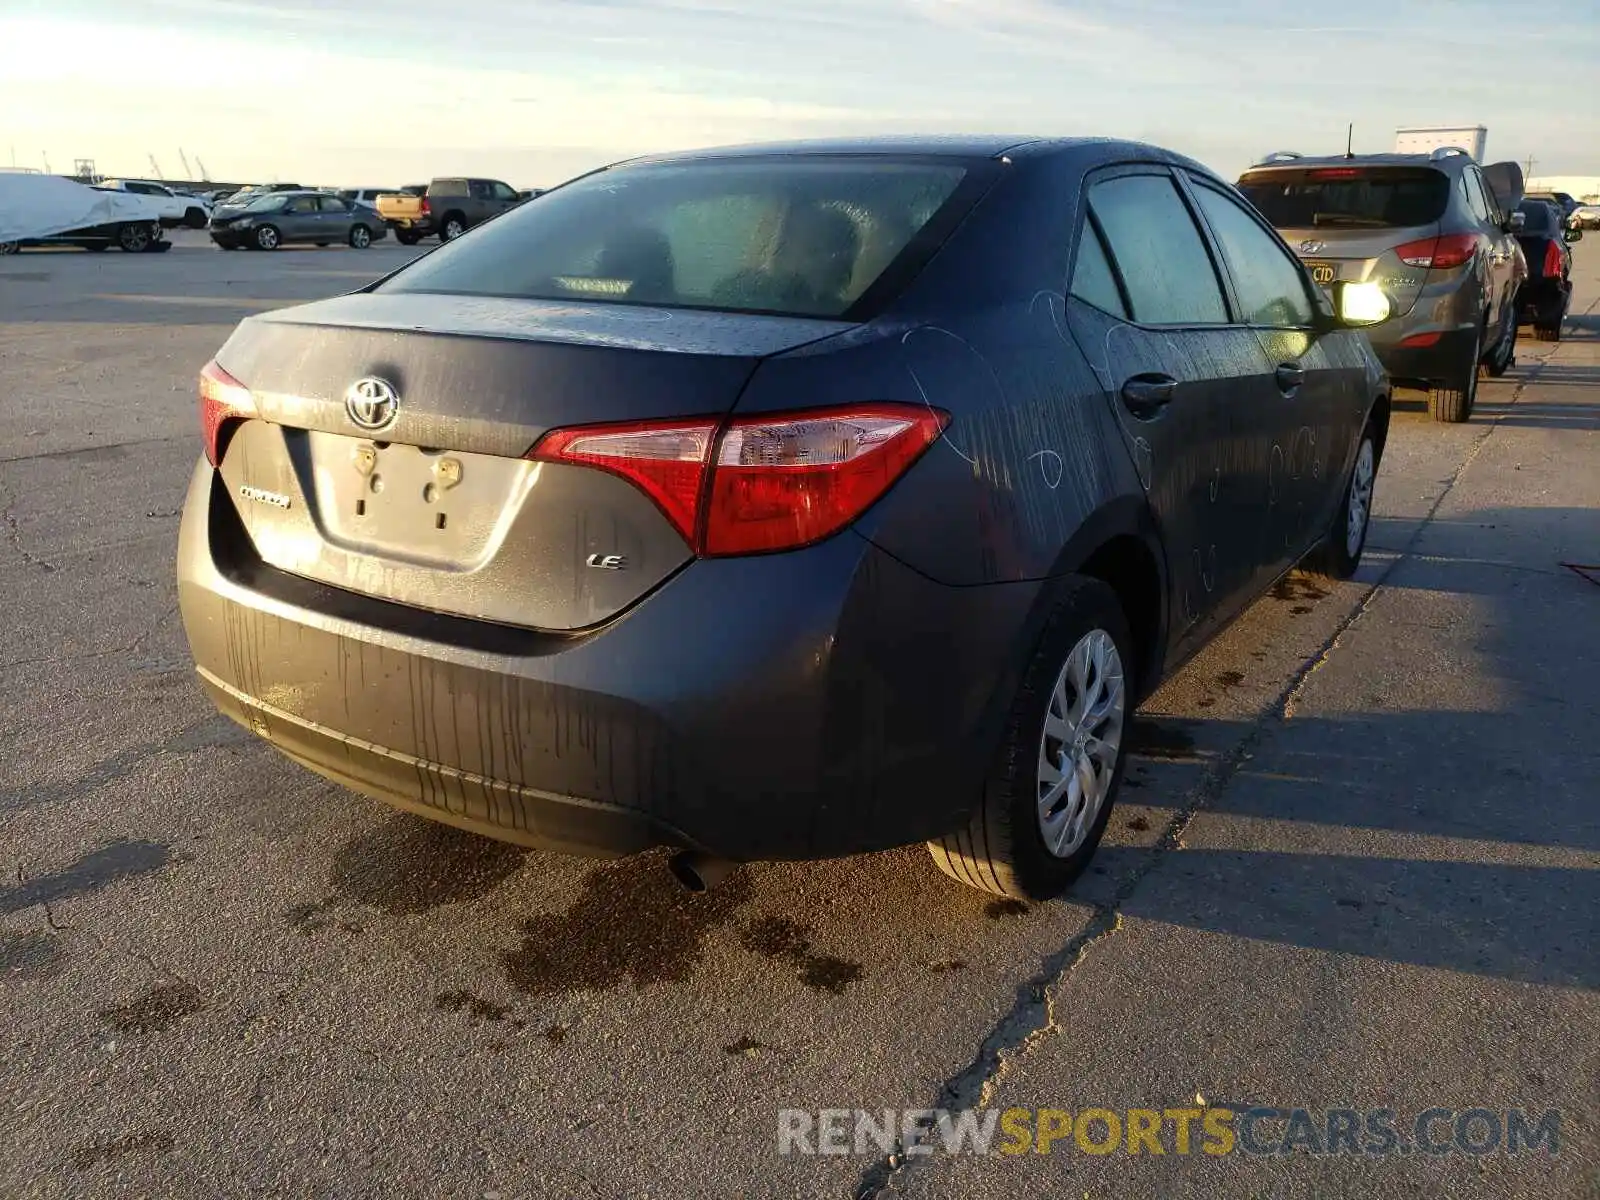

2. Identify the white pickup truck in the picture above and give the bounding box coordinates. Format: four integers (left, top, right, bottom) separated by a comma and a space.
96, 179, 212, 228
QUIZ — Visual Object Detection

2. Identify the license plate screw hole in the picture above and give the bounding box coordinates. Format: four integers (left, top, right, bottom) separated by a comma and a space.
435, 513, 447, 530
356, 499, 366, 517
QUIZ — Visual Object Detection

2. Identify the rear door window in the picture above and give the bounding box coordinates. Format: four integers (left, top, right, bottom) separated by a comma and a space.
318, 195, 350, 213
433, 179, 469, 197
380, 157, 987, 320
1088, 173, 1228, 325
1237, 167, 1451, 229
1191, 182, 1317, 327
1068, 219, 1127, 319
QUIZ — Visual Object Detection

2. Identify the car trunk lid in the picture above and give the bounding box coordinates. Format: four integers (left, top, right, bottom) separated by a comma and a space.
210, 292, 850, 630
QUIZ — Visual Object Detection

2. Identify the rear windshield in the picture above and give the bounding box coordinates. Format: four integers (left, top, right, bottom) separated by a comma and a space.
1517, 201, 1556, 234
1237, 167, 1450, 229
378, 157, 979, 319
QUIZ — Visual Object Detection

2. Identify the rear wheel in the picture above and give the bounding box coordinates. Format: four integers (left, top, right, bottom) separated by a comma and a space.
440, 214, 465, 241
395, 229, 420, 246
254, 224, 281, 251
0, 241, 20, 255
117, 223, 151, 253
348, 223, 372, 249
1427, 324, 1480, 423
929, 578, 1132, 900
184, 207, 208, 229
1302, 423, 1377, 580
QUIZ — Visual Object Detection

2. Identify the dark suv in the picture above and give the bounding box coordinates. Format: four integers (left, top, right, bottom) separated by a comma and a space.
1238, 149, 1527, 423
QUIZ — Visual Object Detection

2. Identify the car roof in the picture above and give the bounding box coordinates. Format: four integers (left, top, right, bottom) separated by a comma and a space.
1241, 152, 1471, 175
608, 135, 1218, 177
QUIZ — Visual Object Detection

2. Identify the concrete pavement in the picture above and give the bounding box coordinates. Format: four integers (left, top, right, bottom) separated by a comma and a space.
1, 234, 1595, 1199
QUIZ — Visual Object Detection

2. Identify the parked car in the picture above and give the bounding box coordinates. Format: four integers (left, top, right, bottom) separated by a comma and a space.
0, 218, 167, 254
1524, 190, 1579, 220
1513, 199, 1579, 342
211, 183, 304, 219
1569, 205, 1600, 230
1237, 147, 1527, 423
337, 188, 396, 210
96, 178, 211, 228
0, 172, 171, 254
375, 177, 524, 243
178, 136, 1394, 899
207, 190, 388, 250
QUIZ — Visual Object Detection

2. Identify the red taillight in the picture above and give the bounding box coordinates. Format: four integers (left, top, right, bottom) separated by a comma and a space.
529, 404, 948, 557
1542, 241, 1563, 278
532, 419, 717, 544
1397, 331, 1442, 348
198, 359, 256, 466
1394, 233, 1478, 270
1308, 168, 1362, 180
419, 196, 431, 216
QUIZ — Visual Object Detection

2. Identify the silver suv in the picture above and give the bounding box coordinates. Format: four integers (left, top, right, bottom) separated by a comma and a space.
1237, 148, 1527, 423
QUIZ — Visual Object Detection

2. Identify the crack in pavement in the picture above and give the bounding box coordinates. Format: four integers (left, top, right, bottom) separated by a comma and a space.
0, 433, 186, 466
855, 360, 1544, 1199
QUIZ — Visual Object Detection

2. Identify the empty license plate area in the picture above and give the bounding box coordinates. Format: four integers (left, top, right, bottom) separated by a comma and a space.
298, 431, 537, 570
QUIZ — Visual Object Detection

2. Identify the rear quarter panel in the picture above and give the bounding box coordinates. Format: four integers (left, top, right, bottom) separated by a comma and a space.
742, 150, 1152, 589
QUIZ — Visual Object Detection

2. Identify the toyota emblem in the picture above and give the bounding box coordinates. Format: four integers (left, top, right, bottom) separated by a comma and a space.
344, 377, 399, 431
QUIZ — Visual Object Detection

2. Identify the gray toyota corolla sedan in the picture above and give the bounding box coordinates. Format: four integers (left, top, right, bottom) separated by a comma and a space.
178, 136, 1392, 899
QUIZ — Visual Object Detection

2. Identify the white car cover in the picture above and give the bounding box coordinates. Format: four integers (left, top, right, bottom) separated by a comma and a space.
0, 173, 167, 243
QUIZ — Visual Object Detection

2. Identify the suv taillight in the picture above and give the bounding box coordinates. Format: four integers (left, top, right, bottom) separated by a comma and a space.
1394, 233, 1478, 270
198, 360, 256, 466
1543, 241, 1563, 278
529, 404, 948, 556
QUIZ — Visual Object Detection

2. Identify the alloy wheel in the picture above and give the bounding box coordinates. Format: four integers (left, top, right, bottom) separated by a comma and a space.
1037, 629, 1126, 858
1346, 437, 1375, 557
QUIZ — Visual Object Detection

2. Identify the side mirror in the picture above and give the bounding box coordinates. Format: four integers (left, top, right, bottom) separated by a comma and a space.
1566, 227, 1583, 243
1329, 280, 1392, 328
1509, 211, 1526, 232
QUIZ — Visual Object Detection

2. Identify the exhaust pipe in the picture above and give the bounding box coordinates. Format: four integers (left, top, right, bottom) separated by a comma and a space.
668, 850, 736, 893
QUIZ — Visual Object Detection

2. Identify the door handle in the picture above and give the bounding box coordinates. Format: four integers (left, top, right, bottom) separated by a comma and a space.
1120, 373, 1177, 418
1275, 363, 1305, 394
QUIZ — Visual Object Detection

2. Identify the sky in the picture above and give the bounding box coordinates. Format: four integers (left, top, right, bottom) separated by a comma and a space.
1, 0, 1597, 190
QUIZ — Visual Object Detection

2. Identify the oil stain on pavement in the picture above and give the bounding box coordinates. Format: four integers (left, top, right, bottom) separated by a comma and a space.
739, 916, 863, 994
502, 858, 753, 996
98, 983, 204, 1034
330, 816, 527, 915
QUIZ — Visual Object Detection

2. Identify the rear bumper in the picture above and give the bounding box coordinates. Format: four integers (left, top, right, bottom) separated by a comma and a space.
1516, 278, 1569, 323
1365, 323, 1477, 389
384, 218, 436, 235
177, 460, 1038, 861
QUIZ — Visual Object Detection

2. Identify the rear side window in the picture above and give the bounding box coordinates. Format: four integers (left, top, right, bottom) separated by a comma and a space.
318, 195, 349, 212
1238, 167, 1451, 229
1461, 173, 1491, 223
432, 179, 469, 197
1069, 220, 1127, 318
1191, 183, 1316, 328
379, 158, 981, 320
1088, 174, 1227, 325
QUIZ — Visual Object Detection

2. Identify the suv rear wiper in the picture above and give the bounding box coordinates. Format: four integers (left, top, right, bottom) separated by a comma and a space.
1312, 213, 1389, 228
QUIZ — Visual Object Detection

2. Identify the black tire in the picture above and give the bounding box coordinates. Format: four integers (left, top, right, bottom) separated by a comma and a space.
1534, 321, 1561, 343
395, 230, 420, 246
1426, 324, 1481, 423
928, 577, 1134, 900
348, 223, 372, 249
254, 224, 281, 251
147, 239, 172, 253
0, 241, 20, 255
117, 223, 152, 253
440, 214, 466, 241
184, 207, 207, 229
1301, 421, 1378, 581
84, 242, 108, 252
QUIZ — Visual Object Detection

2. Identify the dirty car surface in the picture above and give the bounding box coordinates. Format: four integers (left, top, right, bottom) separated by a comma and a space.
176, 135, 1390, 899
